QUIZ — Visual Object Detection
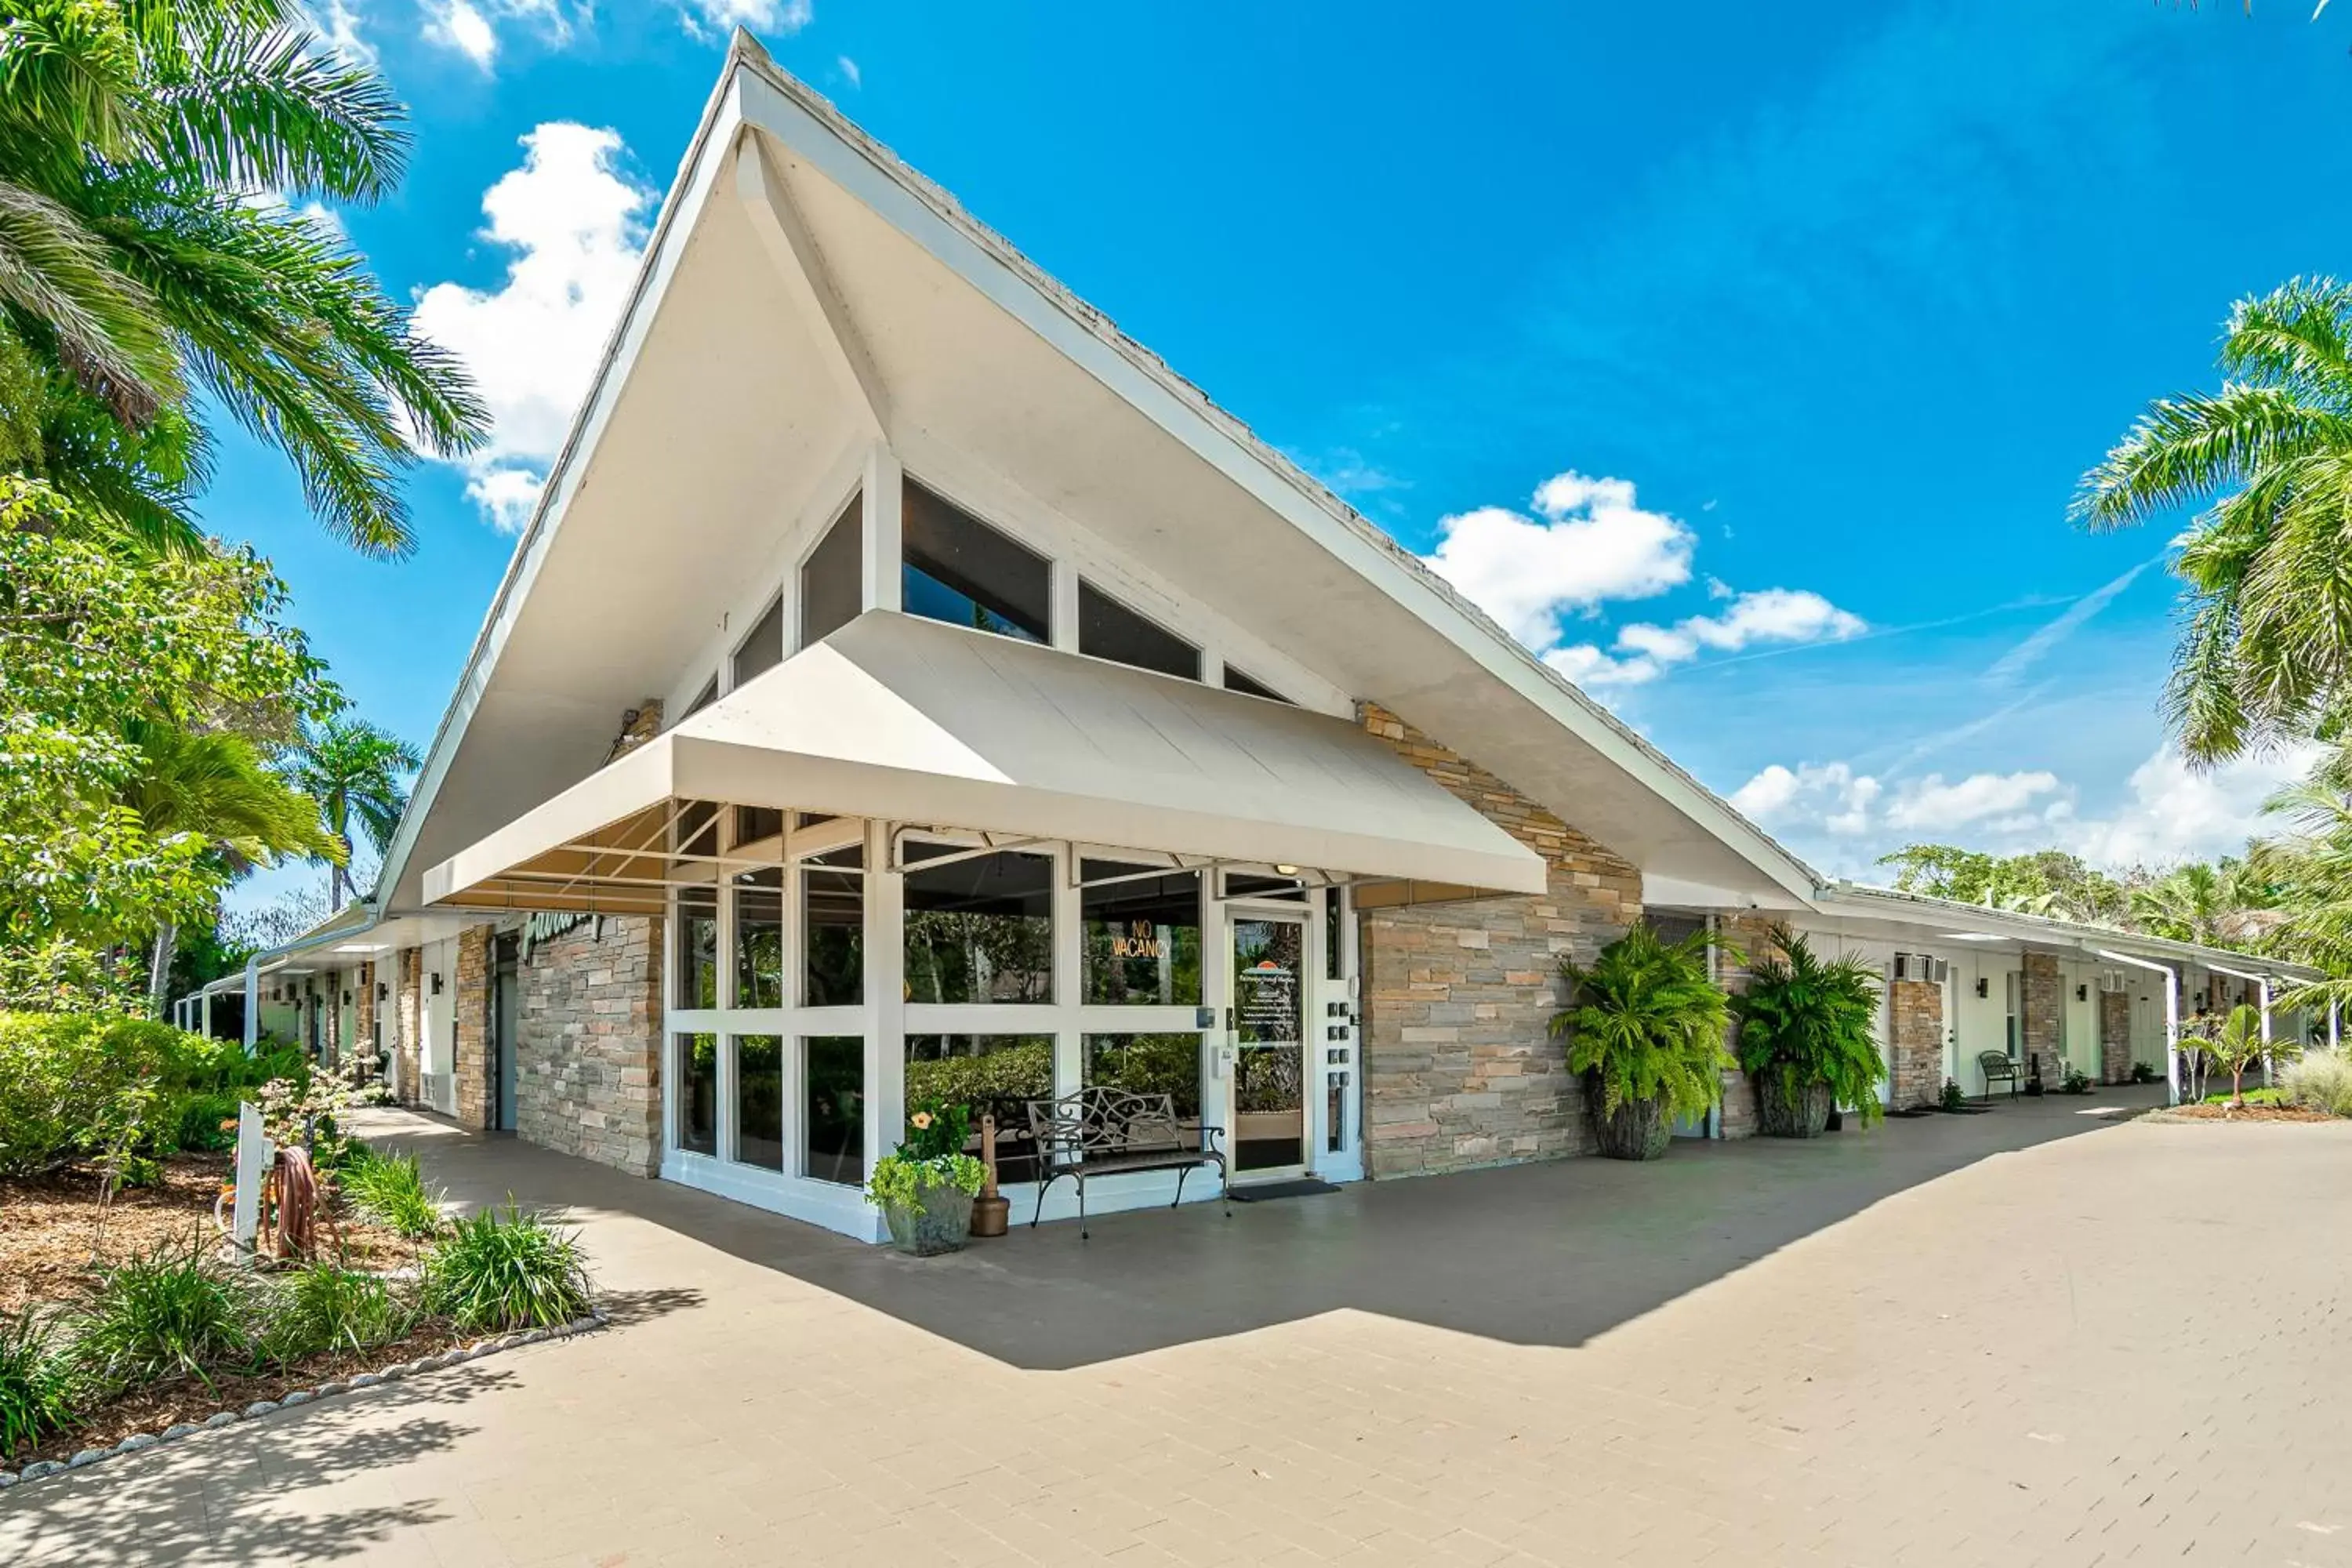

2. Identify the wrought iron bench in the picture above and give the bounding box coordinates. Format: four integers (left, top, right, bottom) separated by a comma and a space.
1977, 1050, 2021, 1101
1025, 1088, 1227, 1240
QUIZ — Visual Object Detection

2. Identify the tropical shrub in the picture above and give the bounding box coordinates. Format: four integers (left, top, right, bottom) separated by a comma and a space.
903, 1042, 1051, 1128
339, 1147, 445, 1239
259, 1264, 410, 1364
423, 1204, 594, 1333
69, 1242, 255, 1395
0, 1309, 74, 1460
2281, 1049, 2352, 1116
170, 1093, 243, 1155
2198, 1004, 2277, 1107
1733, 924, 1885, 1131
1550, 924, 1733, 1159
0, 1013, 190, 1176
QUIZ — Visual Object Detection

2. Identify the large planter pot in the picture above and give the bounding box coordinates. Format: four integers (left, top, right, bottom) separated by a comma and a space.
884, 1182, 975, 1256
1755, 1074, 1835, 1138
1585, 1076, 1673, 1160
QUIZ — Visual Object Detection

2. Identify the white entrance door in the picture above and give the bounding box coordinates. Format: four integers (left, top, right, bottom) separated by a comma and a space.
1228, 913, 1308, 1180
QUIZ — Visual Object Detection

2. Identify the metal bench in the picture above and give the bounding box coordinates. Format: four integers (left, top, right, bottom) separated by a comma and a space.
1978, 1050, 2021, 1101
1025, 1088, 1227, 1240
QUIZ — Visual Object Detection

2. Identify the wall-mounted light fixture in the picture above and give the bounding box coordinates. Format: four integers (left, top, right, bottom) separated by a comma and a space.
430, 972, 444, 995
376, 982, 389, 1002
1975, 977, 1990, 998
342, 989, 352, 1006
2076, 984, 2089, 1002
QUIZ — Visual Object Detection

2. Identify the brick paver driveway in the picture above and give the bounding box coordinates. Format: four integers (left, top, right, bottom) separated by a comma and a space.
6, 1092, 2351, 1566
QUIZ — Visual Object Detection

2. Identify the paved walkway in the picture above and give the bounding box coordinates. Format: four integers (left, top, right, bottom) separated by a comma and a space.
6, 1092, 2352, 1566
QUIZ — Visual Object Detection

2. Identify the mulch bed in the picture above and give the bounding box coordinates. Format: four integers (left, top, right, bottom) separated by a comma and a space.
0, 1152, 422, 1316
2144, 1103, 2338, 1124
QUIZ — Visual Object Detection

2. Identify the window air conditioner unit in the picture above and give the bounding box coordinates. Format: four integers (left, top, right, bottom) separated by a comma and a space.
1891, 953, 1949, 985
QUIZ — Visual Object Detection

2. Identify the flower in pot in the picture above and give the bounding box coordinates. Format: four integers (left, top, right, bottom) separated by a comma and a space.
1732, 924, 1884, 1138
1550, 924, 1733, 1160
865, 1099, 985, 1254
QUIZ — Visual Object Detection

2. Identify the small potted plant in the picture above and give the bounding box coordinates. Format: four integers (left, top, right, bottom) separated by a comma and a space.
1732, 924, 1883, 1138
866, 1098, 985, 1255
1550, 924, 1733, 1160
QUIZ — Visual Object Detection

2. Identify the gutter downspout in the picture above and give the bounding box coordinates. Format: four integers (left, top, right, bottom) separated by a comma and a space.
2097, 949, 2180, 1107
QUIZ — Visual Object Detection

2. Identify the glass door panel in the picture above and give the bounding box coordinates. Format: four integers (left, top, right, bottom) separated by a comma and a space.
1231, 915, 1305, 1174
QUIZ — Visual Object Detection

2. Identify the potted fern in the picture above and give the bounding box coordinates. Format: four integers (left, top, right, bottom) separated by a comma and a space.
1733, 924, 1884, 1138
1549, 924, 1733, 1160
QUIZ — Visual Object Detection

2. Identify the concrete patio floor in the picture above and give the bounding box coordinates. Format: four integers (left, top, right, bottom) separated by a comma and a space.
5, 1088, 2351, 1566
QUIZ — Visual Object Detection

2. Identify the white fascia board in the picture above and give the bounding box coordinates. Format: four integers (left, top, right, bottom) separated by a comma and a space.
372, 60, 752, 911
727, 52, 1820, 906
1816, 883, 2321, 980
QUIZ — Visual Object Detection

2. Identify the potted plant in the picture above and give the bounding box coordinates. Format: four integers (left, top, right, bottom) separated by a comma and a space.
1732, 924, 1883, 1138
865, 1099, 985, 1255
1550, 924, 1733, 1160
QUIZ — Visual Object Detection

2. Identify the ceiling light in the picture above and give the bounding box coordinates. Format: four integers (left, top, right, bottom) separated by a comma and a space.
1275, 864, 1300, 876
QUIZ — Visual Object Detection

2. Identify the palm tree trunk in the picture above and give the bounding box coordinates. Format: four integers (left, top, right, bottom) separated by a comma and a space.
147, 922, 176, 1017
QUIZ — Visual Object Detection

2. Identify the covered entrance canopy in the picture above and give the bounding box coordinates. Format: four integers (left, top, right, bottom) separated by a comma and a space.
421, 611, 1548, 916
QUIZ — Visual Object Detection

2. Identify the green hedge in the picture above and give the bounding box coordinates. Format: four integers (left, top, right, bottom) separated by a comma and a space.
0, 1013, 301, 1177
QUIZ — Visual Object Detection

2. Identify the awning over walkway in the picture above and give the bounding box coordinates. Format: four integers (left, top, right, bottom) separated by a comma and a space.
421, 611, 1548, 915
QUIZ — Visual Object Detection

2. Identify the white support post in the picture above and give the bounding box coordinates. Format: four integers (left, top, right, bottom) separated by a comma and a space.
862, 444, 902, 615
230, 1102, 270, 1261
2259, 977, 2274, 1089
862, 818, 905, 1207
1050, 559, 1080, 653
200, 989, 212, 1041
241, 956, 261, 1055
2332, 997, 2342, 1052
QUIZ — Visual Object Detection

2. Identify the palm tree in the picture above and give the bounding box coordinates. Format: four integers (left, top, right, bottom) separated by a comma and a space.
2130, 863, 2230, 946
2074, 278, 2352, 764
0, 0, 486, 555
284, 716, 419, 909
119, 718, 340, 1007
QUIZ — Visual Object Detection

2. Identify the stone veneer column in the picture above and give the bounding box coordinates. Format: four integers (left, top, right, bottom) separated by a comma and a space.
2020, 952, 2063, 1089
2100, 989, 2132, 1085
1356, 705, 1641, 1178
1886, 978, 1944, 1109
1711, 913, 1786, 1138
453, 927, 492, 1130
323, 970, 341, 1069
516, 917, 665, 1175
395, 948, 423, 1104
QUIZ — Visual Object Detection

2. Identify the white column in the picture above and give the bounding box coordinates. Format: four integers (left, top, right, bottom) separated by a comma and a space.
200, 990, 212, 1040
2163, 967, 2180, 1107
1051, 561, 1080, 653
1052, 843, 1082, 1098
862, 818, 905, 1186
241, 957, 260, 1054
862, 444, 902, 614
2259, 977, 2275, 1089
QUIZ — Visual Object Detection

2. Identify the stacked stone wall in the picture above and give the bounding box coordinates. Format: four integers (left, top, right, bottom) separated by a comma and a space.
454, 927, 492, 1131
2100, 990, 2132, 1085
2021, 953, 2063, 1090
1886, 978, 1945, 1110
1356, 705, 1640, 1178
516, 916, 665, 1176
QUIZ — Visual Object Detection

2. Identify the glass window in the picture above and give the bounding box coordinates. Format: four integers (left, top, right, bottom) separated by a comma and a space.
800, 491, 862, 648
803, 862, 864, 1006
1225, 872, 1308, 903
901, 480, 1050, 644
804, 1036, 864, 1185
904, 1033, 1053, 1183
734, 1035, 783, 1171
734, 869, 782, 1009
1324, 887, 1344, 981
903, 845, 1054, 1004
1081, 862, 1200, 1006
675, 886, 718, 1009
731, 596, 785, 688
1221, 665, 1289, 703
676, 800, 720, 859
675, 1033, 717, 1156
682, 676, 717, 718
1084, 1033, 1203, 1127
1079, 581, 1199, 680
735, 805, 784, 847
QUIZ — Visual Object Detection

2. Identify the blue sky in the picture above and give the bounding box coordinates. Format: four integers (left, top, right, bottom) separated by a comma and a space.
219, 0, 2352, 912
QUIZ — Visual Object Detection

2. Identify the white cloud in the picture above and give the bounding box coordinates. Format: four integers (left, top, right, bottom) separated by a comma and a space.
2055, 745, 2321, 869
837, 54, 861, 89
422, 0, 496, 67
308, 0, 376, 66
1884, 770, 2062, 832
411, 123, 652, 528
1731, 761, 1881, 837
680, 0, 810, 40
465, 468, 545, 535
1542, 644, 1663, 688
1606, 587, 1865, 675
1421, 471, 1693, 649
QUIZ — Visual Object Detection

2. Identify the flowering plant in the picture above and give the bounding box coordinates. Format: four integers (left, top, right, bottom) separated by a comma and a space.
862, 1098, 983, 1210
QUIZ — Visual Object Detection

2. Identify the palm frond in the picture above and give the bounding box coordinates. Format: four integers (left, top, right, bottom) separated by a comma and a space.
2220, 276, 2352, 404
2072, 383, 2351, 532
146, 22, 408, 202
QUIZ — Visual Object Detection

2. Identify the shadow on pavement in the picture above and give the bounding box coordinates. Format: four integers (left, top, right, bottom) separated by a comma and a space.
361, 1089, 2162, 1371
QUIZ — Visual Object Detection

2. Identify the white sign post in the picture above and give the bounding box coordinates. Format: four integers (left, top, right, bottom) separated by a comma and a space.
230, 1102, 272, 1261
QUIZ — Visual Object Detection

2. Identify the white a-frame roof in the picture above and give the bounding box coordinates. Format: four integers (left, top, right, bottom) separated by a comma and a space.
374, 31, 1823, 920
